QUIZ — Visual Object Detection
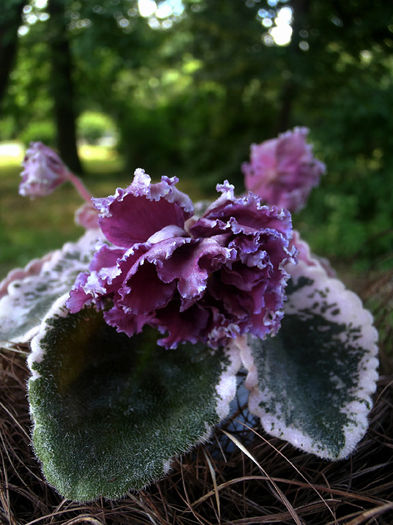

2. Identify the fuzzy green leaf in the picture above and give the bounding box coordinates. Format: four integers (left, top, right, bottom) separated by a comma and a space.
0, 230, 101, 343
242, 259, 378, 459
28, 295, 240, 501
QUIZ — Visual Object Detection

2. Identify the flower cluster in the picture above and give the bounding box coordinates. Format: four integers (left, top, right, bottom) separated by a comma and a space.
242, 127, 325, 212
19, 142, 68, 198
67, 169, 295, 348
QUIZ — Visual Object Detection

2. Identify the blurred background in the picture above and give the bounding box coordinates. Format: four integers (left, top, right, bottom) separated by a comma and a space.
1, 0, 393, 280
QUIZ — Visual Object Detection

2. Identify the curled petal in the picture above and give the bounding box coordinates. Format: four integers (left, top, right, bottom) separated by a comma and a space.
66, 244, 136, 313
119, 262, 177, 315
157, 238, 236, 300
89, 244, 124, 273
203, 180, 235, 214
92, 169, 194, 247
66, 272, 92, 313
220, 263, 269, 292
191, 191, 293, 240
156, 303, 210, 349
207, 307, 242, 348
118, 236, 191, 314
104, 305, 154, 337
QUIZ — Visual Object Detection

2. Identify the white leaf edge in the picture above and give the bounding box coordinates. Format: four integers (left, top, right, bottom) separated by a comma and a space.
240, 258, 379, 460
27, 293, 70, 381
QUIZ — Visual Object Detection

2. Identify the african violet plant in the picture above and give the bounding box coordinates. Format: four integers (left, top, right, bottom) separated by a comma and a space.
0, 131, 378, 502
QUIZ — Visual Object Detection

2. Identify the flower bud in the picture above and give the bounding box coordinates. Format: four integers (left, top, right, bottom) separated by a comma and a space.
242, 127, 325, 212
19, 142, 68, 198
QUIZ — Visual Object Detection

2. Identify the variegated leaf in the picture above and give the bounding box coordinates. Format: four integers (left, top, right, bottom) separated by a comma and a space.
0, 230, 102, 343
242, 259, 378, 459
28, 295, 240, 501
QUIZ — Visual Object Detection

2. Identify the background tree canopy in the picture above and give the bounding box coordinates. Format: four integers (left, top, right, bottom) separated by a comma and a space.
1, 0, 393, 271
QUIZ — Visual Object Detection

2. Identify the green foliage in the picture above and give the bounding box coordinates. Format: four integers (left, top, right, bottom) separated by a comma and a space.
19, 120, 56, 147
0, 117, 17, 141
78, 111, 117, 145
1, 0, 393, 267
29, 301, 235, 500
297, 69, 393, 267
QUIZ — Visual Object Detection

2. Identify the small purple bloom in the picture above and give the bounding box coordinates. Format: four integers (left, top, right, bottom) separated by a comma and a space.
19, 142, 69, 198
67, 170, 295, 348
242, 127, 326, 212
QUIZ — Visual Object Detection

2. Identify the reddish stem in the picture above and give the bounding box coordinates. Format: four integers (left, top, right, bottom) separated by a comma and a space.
65, 170, 92, 204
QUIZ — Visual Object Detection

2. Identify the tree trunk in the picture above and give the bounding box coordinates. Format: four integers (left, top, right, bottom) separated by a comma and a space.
47, 0, 83, 174
0, 1, 25, 108
275, 0, 309, 134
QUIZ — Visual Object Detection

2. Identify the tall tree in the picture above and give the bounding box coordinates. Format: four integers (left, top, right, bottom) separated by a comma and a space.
47, 0, 82, 173
0, 0, 25, 108
275, 0, 309, 133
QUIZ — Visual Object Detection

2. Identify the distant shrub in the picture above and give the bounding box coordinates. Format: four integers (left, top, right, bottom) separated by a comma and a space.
78, 112, 117, 145
0, 117, 17, 141
19, 121, 56, 147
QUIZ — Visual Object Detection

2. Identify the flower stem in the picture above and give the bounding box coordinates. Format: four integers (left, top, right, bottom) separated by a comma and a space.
65, 170, 93, 204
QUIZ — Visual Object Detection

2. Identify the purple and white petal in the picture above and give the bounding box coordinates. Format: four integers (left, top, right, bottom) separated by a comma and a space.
19, 142, 68, 198
119, 262, 177, 315
157, 238, 236, 300
68, 174, 295, 348
156, 303, 210, 349
242, 128, 325, 213
104, 305, 154, 337
92, 169, 194, 247
75, 202, 99, 230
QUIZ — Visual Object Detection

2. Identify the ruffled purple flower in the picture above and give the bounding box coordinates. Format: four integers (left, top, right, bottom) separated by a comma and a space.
19, 142, 68, 198
67, 169, 295, 348
242, 127, 326, 213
